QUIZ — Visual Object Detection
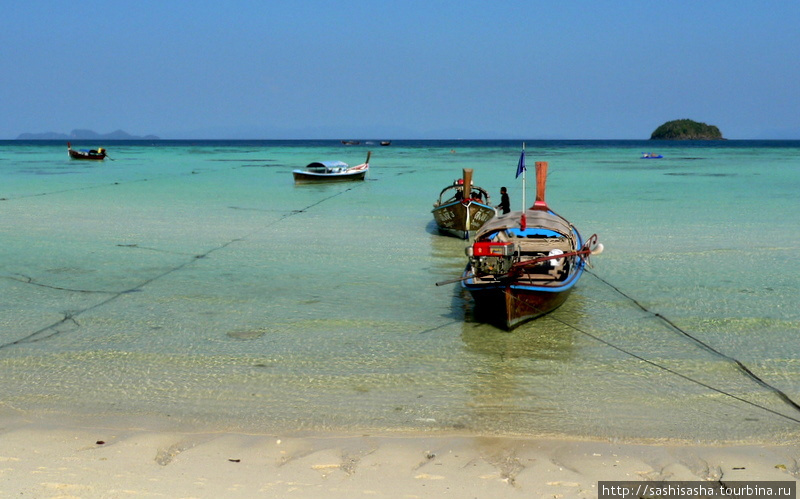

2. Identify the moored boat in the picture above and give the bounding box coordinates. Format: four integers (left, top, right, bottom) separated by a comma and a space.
67, 142, 107, 160
292, 151, 371, 183
456, 150, 602, 329
641, 152, 663, 159
431, 168, 496, 239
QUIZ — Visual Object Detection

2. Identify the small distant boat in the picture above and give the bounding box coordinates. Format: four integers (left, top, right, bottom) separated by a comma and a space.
341, 140, 360, 146
380, 141, 392, 146
641, 152, 663, 159
431, 168, 496, 239
453, 148, 603, 329
293, 151, 371, 184
67, 142, 107, 160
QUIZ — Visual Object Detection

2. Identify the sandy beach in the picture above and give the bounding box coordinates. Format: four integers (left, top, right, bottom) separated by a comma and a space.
1, 422, 798, 498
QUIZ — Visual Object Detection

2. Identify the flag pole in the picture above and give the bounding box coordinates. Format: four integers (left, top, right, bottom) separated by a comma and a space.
521, 142, 526, 214
519, 143, 527, 229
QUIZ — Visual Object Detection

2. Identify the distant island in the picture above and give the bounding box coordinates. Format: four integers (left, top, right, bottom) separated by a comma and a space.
16, 129, 160, 140
650, 119, 723, 140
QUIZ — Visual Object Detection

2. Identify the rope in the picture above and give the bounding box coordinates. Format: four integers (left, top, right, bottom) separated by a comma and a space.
470, 266, 800, 424
585, 269, 800, 416
442, 230, 799, 424
0, 184, 362, 351
537, 300, 800, 425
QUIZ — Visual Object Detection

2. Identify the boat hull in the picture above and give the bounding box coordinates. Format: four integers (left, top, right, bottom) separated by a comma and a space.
292, 169, 367, 184
432, 200, 496, 239
68, 148, 106, 160
463, 276, 577, 329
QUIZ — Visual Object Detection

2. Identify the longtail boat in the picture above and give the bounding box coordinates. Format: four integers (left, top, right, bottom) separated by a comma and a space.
67, 142, 107, 160
292, 151, 370, 184
453, 147, 603, 329
431, 168, 496, 239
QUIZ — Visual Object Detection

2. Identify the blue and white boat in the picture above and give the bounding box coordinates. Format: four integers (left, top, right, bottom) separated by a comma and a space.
293, 152, 370, 183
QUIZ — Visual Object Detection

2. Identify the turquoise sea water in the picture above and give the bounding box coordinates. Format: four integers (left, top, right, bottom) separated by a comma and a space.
1, 140, 799, 444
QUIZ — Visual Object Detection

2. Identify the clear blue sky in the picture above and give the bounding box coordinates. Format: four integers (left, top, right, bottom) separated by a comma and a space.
3, 0, 798, 139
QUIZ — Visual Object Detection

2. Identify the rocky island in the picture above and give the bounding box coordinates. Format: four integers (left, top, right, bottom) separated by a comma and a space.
650, 119, 723, 140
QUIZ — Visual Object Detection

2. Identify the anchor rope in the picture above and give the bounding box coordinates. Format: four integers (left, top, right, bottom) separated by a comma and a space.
525, 292, 800, 425
495, 284, 800, 424
0, 183, 363, 351
585, 269, 800, 416
460, 241, 800, 424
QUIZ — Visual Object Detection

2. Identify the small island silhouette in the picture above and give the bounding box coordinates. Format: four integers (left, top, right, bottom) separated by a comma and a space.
16, 129, 159, 140
650, 119, 723, 140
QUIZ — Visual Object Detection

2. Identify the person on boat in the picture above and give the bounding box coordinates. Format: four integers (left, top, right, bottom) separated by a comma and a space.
497, 187, 510, 214
453, 179, 464, 200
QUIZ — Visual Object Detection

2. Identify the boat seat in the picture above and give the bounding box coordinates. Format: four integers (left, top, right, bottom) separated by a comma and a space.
517, 272, 558, 283
515, 237, 573, 254
517, 250, 567, 281
548, 260, 566, 279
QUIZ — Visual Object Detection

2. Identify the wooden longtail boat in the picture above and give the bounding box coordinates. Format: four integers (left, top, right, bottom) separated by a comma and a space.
431, 168, 496, 239
457, 153, 603, 329
67, 142, 107, 160
292, 151, 370, 184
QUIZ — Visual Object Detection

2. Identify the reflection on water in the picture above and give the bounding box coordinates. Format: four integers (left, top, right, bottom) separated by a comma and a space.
460, 311, 578, 435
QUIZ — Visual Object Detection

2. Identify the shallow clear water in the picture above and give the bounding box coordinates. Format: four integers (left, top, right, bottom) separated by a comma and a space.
1, 140, 799, 443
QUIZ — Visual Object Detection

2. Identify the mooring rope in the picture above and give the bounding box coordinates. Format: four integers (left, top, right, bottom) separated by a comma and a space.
585, 269, 800, 416
456, 247, 800, 425
0, 184, 363, 351
534, 295, 800, 425
478, 278, 800, 425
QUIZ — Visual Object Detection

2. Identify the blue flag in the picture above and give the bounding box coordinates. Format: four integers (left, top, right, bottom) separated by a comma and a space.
515, 148, 526, 178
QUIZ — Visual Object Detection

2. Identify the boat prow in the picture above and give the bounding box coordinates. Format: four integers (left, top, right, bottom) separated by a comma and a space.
431, 168, 496, 239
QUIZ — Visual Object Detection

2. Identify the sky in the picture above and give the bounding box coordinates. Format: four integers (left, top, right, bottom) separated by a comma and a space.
2, 0, 799, 140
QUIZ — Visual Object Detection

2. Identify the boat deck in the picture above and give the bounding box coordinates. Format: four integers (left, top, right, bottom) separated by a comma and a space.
469, 230, 576, 285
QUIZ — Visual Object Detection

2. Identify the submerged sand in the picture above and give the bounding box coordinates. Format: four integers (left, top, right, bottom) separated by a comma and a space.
1, 424, 798, 498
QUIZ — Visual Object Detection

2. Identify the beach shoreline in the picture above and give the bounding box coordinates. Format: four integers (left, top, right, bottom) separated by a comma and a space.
2, 420, 798, 498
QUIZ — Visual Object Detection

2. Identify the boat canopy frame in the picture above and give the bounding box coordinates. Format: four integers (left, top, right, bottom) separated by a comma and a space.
436, 184, 491, 205
304, 160, 349, 173
476, 209, 577, 243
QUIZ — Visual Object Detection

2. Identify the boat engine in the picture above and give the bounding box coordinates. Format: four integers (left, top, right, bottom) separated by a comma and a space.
466, 241, 515, 276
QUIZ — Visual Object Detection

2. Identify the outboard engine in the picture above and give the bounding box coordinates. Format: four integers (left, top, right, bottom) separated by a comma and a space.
466, 241, 516, 276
